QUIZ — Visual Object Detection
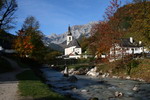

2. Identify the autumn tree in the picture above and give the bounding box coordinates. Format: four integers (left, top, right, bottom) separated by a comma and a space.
14, 16, 46, 60
13, 29, 33, 57
0, 0, 17, 30
89, 0, 124, 61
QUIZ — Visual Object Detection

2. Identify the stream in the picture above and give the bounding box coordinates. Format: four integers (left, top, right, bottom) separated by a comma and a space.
40, 67, 150, 100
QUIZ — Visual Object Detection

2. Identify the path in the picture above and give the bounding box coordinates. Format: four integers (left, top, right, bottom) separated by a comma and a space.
0, 57, 28, 100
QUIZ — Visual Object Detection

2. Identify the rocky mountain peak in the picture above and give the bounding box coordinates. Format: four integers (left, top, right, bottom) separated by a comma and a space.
42, 21, 98, 51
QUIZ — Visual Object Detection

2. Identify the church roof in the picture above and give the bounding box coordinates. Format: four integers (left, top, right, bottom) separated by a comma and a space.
121, 38, 142, 47
66, 39, 81, 48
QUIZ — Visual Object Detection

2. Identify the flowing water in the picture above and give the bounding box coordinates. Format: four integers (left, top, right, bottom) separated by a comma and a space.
40, 67, 150, 100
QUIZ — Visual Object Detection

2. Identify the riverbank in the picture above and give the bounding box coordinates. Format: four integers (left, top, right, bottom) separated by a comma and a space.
16, 70, 73, 100
63, 59, 150, 83
0, 55, 74, 100
40, 67, 150, 100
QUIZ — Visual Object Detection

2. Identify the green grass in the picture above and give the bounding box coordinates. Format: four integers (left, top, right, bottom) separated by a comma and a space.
0, 56, 13, 74
97, 59, 150, 82
16, 70, 74, 100
130, 59, 150, 82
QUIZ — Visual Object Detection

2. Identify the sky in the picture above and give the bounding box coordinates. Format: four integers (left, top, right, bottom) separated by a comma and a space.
9, 0, 131, 36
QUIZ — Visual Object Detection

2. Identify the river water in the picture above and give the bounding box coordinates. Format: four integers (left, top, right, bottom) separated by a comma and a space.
40, 67, 150, 100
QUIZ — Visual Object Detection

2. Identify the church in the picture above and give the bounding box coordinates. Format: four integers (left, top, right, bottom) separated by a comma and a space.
64, 26, 82, 59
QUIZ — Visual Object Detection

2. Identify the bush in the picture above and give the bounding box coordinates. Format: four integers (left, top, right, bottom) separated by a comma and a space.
68, 65, 91, 70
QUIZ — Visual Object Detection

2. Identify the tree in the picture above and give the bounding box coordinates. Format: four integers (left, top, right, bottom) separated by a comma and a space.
128, 1, 150, 47
0, 0, 3, 8
133, 0, 150, 3
13, 29, 34, 57
78, 35, 89, 53
0, 0, 17, 30
22, 16, 40, 30
44, 51, 61, 62
89, 0, 124, 61
13, 16, 46, 60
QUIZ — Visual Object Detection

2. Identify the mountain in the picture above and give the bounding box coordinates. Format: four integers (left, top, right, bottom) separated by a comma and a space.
42, 21, 98, 51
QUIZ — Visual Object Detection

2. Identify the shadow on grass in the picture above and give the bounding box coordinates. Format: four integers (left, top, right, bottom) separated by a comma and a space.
16, 70, 74, 100
0, 56, 14, 74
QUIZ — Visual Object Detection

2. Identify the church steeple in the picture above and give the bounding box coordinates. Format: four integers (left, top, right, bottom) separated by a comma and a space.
67, 25, 73, 45
68, 25, 72, 35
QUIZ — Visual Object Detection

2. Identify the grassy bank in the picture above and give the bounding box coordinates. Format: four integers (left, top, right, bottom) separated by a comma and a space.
97, 59, 150, 82
0, 56, 13, 74
130, 59, 150, 82
16, 70, 73, 100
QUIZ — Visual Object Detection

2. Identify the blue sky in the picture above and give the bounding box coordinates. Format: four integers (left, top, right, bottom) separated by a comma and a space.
9, 0, 131, 35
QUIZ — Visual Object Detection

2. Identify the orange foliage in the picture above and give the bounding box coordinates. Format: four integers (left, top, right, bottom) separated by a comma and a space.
89, 0, 124, 60
13, 29, 34, 57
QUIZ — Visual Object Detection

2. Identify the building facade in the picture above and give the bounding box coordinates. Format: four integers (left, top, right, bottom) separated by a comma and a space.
109, 37, 145, 62
64, 26, 82, 59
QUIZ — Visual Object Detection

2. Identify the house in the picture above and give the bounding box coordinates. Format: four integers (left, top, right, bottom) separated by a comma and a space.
64, 26, 82, 59
0, 36, 16, 53
109, 37, 147, 62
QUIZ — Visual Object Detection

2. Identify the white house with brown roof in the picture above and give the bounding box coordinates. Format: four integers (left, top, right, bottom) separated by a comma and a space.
64, 26, 82, 59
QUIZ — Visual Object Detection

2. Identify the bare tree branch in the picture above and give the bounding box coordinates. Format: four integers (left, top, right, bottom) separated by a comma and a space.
0, 0, 17, 30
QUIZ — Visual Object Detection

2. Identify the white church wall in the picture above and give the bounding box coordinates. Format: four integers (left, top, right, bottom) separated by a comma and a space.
74, 48, 82, 54
65, 46, 76, 55
125, 47, 143, 54
69, 55, 81, 59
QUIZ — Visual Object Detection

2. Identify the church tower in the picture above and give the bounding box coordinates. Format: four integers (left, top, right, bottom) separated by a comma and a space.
67, 26, 73, 45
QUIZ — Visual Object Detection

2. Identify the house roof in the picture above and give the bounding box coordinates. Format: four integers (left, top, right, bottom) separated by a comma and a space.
121, 38, 142, 47
66, 39, 81, 48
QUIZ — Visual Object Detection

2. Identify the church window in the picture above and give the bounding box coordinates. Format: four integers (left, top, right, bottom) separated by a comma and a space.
69, 37, 71, 40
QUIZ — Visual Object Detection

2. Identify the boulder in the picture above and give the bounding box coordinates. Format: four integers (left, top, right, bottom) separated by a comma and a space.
81, 89, 88, 93
70, 68, 89, 75
102, 73, 109, 78
86, 67, 100, 77
78, 68, 88, 75
63, 67, 69, 77
132, 85, 138, 91
72, 71, 80, 75
115, 91, 123, 97
68, 68, 75, 74
126, 76, 131, 79
68, 75, 78, 82
112, 76, 118, 79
